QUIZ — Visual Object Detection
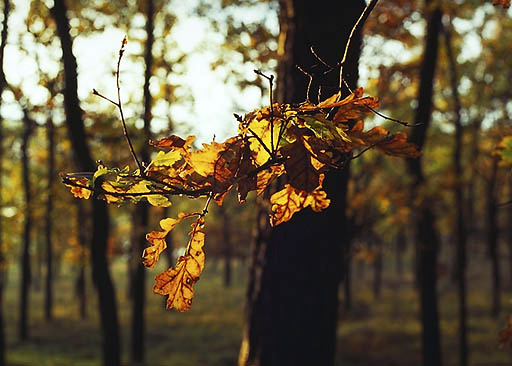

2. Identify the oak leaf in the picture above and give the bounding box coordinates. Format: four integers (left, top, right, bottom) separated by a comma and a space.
270, 184, 330, 226
153, 218, 206, 311
143, 213, 191, 268
280, 139, 324, 193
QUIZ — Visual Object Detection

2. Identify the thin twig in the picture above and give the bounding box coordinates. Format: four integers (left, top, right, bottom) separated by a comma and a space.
310, 46, 331, 69
338, 0, 379, 93
341, 78, 419, 127
93, 37, 144, 175
296, 65, 313, 103
184, 193, 212, 257
248, 128, 273, 158
366, 105, 421, 127
254, 70, 276, 154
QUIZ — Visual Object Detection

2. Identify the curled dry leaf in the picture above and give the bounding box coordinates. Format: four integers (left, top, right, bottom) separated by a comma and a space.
153, 218, 206, 311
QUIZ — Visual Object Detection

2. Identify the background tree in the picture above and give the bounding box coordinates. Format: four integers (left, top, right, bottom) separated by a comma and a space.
50, 0, 120, 365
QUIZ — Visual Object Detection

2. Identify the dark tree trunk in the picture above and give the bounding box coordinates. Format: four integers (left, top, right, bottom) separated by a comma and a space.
20, 110, 33, 342
444, 19, 468, 366
508, 178, 512, 289
487, 157, 500, 318
0, 0, 9, 362
75, 201, 88, 319
50, 1, 120, 364
343, 242, 352, 311
395, 231, 406, 275
405, 2, 443, 366
239, 1, 364, 365
45, 117, 55, 321
373, 246, 382, 300
220, 207, 233, 287
131, 0, 154, 362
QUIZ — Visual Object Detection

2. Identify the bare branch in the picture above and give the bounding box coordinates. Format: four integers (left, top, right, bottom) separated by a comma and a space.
338, 0, 379, 93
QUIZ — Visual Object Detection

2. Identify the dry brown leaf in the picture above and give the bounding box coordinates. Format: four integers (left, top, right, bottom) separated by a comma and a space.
153, 219, 206, 311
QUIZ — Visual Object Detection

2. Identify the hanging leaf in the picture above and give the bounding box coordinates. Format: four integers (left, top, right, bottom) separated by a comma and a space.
153, 218, 206, 311
143, 213, 192, 268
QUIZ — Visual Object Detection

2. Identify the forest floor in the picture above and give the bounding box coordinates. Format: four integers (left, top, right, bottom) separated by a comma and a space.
1, 249, 512, 366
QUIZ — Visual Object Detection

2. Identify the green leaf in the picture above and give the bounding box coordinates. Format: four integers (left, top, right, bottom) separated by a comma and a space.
147, 194, 172, 207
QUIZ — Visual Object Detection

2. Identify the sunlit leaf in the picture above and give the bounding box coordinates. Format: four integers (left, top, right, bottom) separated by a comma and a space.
153, 218, 206, 311
143, 213, 191, 268
270, 184, 330, 226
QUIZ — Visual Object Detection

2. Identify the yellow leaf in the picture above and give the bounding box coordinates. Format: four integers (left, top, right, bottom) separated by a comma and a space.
143, 213, 190, 268
153, 219, 206, 311
270, 184, 330, 226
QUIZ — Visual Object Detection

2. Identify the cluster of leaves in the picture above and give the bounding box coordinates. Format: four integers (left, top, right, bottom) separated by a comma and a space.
61, 87, 419, 311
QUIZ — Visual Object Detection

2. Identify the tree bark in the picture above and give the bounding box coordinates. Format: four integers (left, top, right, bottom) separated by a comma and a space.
45, 116, 55, 321
405, 2, 443, 366
444, 19, 468, 366
50, 1, 120, 364
0, 0, 10, 361
20, 109, 33, 341
239, 1, 364, 365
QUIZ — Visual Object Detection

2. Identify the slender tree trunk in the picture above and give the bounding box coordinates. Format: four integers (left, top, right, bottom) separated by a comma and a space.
487, 157, 500, 318
20, 110, 33, 342
405, 2, 443, 366
373, 246, 382, 300
131, 0, 154, 362
220, 207, 233, 287
0, 0, 10, 361
508, 178, 512, 289
395, 231, 406, 275
239, 1, 364, 365
444, 19, 468, 366
75, 201, 87, 319
45, 117, 55, 321
51, 1, 120, 364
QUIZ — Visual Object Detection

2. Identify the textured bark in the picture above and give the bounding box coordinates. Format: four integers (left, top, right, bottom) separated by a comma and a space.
444, 20, 468, 366
0, 0, 10, 362
50, 1, 120, 364
20, 110, 33, 341
239, 1, 364, 365
405, 2, 443, 366
45, 117, 55, 321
